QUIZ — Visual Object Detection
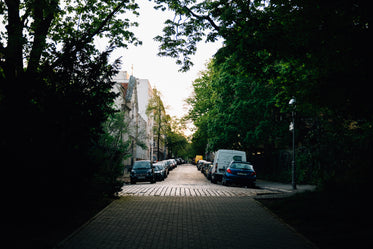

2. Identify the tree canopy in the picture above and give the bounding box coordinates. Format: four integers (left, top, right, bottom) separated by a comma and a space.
0, 0, 143, 207
159, 0, 372, 187
0, 0, 140, 78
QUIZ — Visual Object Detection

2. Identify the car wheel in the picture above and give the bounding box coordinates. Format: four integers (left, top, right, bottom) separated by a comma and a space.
222, 176, 230, 186
211, 175, 217, 184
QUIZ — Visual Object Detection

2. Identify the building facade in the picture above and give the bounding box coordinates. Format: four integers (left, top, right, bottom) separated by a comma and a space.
137, 79, 155, 161
112, 71, 155, 166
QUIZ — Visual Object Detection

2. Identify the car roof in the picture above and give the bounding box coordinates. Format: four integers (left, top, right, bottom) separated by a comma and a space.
230, 161, 252, 164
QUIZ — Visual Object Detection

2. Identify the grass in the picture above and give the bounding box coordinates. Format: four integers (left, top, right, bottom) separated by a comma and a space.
257, 189, 373, 249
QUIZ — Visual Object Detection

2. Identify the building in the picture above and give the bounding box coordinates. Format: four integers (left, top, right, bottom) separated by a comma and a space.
112, 71, 130, 111
112, 71, 155, 166
137, 79, 155, 161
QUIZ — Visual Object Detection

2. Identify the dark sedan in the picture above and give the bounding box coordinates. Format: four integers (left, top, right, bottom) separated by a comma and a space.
153, 163, 167, 181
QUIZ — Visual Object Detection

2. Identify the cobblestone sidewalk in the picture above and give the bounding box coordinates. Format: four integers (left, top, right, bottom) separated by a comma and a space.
57, 196, 317, 249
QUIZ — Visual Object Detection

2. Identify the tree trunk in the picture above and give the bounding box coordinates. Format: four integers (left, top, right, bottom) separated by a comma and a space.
27, 2, 58, 74
4, 0, 23, 80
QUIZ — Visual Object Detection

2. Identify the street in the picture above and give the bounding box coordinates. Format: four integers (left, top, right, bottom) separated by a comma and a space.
120, 164, 290, 197
58, 164, 317, 249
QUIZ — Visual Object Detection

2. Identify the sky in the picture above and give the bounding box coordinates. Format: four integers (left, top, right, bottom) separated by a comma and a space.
96, 0, 222, 135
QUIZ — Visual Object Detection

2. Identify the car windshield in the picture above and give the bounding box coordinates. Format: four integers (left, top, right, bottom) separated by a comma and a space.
133, 161, 151, 169
230, 163, 254, 170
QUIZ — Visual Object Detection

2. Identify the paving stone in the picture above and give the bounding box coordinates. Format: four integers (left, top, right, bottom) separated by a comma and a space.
57, 196, 316, 249
57, 165, 317, 249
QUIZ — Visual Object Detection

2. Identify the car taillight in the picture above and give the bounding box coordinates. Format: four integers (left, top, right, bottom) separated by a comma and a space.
251, 172, 256, 176
227, 168, 232, 174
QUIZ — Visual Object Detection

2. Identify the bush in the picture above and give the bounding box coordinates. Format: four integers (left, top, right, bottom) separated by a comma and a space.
88, 111, 132, 197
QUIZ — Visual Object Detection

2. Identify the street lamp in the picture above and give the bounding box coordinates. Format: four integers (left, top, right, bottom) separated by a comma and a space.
289, 97, 296, 190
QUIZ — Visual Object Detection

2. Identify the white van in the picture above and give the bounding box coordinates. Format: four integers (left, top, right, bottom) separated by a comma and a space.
211, 149, 246, 183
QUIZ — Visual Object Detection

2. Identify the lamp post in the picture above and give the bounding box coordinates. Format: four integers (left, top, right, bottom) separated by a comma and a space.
289, 97, 297, 190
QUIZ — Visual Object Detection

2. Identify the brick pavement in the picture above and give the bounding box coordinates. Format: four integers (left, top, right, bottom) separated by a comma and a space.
119, 183, 279, 197
57, 196, 317, 249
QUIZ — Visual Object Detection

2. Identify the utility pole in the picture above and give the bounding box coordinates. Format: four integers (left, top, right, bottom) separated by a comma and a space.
289, 97, 297, 190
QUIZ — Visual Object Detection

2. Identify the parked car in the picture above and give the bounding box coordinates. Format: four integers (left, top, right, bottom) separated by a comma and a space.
206, 164, 213, 180
197, 160, 206, 171
130, 160, 156, 184
153, 163, 167, 181
211, 149, 247, 183
202, 161, 212, 177
162, 160, 172, 172
168, 159, 177, 169
176, 158, 184, 165
222, 161, 256, 187
155, 161, 168, 176
194, 155, 203, 164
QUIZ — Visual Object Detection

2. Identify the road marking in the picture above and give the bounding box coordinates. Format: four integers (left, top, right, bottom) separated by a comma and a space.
120, 165, 283, 197
119, 184, 279, 197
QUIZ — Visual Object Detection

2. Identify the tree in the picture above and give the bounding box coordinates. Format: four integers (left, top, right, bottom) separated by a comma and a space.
175, 0, 372, 186
166, 116, 189, 158
146, 88, 168, 160
89, 111, 132, 196
0, 0, 142, 205
0, 0, 140, 79
155, 0, 372, 115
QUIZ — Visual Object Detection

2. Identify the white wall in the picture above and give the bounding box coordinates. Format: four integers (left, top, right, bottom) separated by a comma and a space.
112, 71, 129, 110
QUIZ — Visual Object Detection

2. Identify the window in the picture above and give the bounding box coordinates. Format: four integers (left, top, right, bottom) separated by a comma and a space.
230, 163, 253, 170
133, 161, 151, 169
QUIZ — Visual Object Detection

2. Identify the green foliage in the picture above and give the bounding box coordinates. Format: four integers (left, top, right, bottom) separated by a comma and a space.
166, 116, 190, 158
0, 0, 141, 205
166, 0, 372, 187
147, 89, 191, 160
188, 57, 288, 153
89, 111, 132, 196
147, 88, 168, 160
